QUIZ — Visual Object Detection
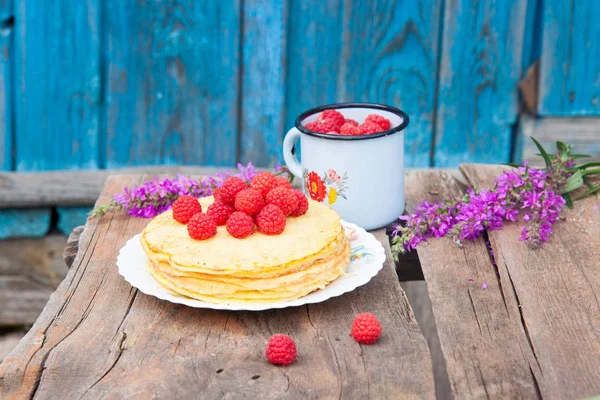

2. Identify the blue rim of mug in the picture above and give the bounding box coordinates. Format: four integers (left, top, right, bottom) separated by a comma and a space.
294, 102, 410, 140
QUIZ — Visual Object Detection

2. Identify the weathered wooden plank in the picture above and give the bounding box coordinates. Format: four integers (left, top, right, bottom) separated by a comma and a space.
433, 0, 529, 166
239, 0, 287, 165
461, 164, 600, 399
409, 170, 540, 399
284, 0, 342, 131
337, 0, 442, 167
516, 115, 600, 165
0, 175, 435, 399
63, 225, 84, 269
0, 166, 238, 207
0, 0, 12, 171
538, 0, 600, 116
0, 234, 68, 326
56, 207, 91, 236
0, 209, 49, 239
14, 0, 100, 170
104, 1, 241, 167
0, 332, 23, 364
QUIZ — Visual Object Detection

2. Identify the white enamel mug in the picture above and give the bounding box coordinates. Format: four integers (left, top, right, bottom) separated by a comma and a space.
283, 103, 409, 230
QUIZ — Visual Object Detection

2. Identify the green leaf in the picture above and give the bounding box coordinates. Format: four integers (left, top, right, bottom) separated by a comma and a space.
501, 162, 521, 168
577, 162, 600, 170
571, 154, 592, 159
556, 141, 571, 160
530, 137, 552, 167
582, 168, 600, 176
563, 193, 573, 209
573, 183, 600, 201
563, 170, 584, 193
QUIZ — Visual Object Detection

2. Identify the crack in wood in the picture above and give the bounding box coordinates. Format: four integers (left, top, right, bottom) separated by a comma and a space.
81, 330, 127, 397
466, 288, 483, 336
499, 247, 543, 376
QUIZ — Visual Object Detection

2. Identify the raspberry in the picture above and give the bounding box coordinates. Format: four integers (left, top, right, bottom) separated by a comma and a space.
226, 211, 255, 238
215, 176, 247, 205
318, 110, 345, 130
344, 118, 358, 126
172, 195, 202, 224
339, 123, 361, 135
314, 118, 340, 133
265, 334, 297, 365
187, 213, 217, 240
359, 121, 384, 135
265, 187, 299, 216
365, 114, 391, 131
207, 201, 235, 225
351, 313, 382, 344
304, 121, 320, 132
256, 204, 286, 235
274, 176, 293, 189
234, 188, 265, 216
290, 190, 309, 216
250, 172, 277, 197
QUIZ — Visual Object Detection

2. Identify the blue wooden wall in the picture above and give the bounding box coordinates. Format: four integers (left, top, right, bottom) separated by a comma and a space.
0, 0, 599, 236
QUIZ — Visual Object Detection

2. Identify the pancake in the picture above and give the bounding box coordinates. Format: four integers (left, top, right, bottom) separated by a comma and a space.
141, 195, 350, 304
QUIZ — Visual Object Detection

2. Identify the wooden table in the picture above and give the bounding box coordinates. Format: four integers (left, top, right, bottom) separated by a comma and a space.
1, 166, 600, 399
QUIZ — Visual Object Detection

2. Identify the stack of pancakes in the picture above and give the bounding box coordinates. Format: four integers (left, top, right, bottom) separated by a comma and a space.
141, 196, 350, 304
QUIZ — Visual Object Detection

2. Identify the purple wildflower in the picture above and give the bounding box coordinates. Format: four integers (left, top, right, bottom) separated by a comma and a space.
90, 163, 290, 218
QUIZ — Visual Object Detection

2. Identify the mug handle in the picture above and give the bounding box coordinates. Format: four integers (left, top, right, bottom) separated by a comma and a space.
282, 127, 303, 179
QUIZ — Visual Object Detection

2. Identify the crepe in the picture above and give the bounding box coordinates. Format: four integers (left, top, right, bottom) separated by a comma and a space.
141, 196, 350, 304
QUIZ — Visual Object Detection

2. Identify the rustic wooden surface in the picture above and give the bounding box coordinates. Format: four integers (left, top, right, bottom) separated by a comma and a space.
0, 166, 238, 208
0, 234, 68, 327
0, 332, 23, 364
0, 175, 435, 399
410, 169, 542, 399
460, 164, 600, 399
63, 226, 84, 269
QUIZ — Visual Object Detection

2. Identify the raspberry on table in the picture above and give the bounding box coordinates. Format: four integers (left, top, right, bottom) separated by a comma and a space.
187, 213, 217, 240
256, 204, 286, 235
215, 176, 247, 205
351, 313, 382, 344
207, 201, 235, 225
344, 118, 358, 126
250, 172, 278, 197
234, 188, 266, 216
172, 195, 202, 224
265, 334, 297, 365
359, 121, 384, 135
226, 211, 255, 239
266, 187, 299, 216
339, 123, 361, 136
290, 190, 309, 216
274, 176, 293, 189
318, 109, 345, 130
365, 114, 391, 131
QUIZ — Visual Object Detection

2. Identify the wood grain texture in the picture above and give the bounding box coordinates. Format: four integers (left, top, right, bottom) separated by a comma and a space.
0, 0, 12, 171
461, 164, 600, 399
104, 0, 241, 167
63, 225, 84, 269
538, 0, 600, 116
0, 174, 435, 399
284, 0, 343, 132
433, 0, 529, 166
14, 0, 100, 171
0, 234, 68, 326
338, 0, 442, 167
0, 166, 237, 207
516, 115, 600, 165
408, 170, 540, 399
239, 0, 287, 165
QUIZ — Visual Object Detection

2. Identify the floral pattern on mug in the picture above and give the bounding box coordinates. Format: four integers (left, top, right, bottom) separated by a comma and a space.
303, 168, 349, 205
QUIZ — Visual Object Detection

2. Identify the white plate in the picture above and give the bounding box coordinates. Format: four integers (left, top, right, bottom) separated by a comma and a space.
116, 221, 386, 311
